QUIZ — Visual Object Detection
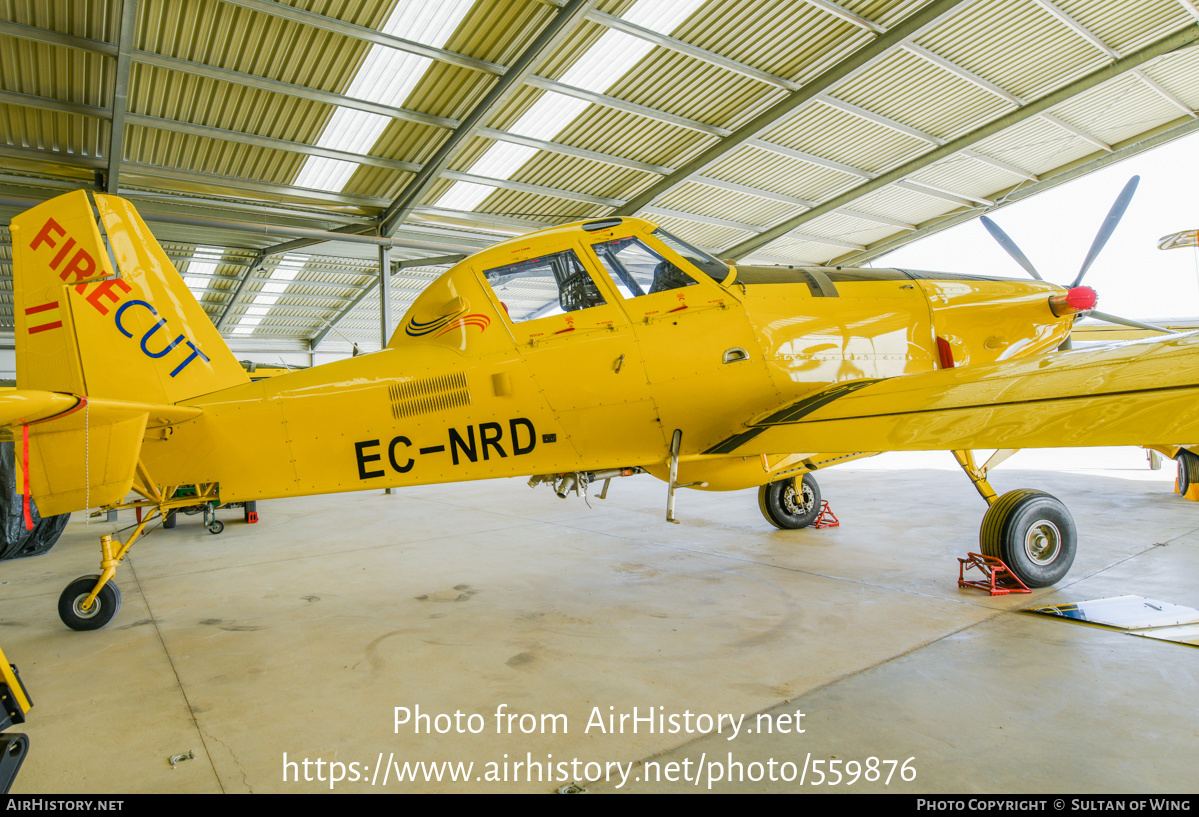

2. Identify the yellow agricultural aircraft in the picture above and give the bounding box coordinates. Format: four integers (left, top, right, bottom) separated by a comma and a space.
5, 186, 1199, 630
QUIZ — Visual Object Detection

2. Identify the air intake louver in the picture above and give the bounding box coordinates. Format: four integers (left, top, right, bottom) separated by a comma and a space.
388, 373, 470, 419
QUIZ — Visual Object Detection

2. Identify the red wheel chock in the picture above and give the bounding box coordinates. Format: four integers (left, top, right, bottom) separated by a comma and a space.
957, 552, 1031, 595
812, 500, 839, 529
246, 512, 258, 524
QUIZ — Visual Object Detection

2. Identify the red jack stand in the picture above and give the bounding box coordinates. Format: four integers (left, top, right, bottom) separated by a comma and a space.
812, 500, 839, 529
957, 552, 1031, 595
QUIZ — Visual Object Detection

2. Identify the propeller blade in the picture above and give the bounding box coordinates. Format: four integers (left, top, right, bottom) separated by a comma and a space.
1071, 176, 1140, 287
980, 216, 1043, 280
1087, 310, 1174, 334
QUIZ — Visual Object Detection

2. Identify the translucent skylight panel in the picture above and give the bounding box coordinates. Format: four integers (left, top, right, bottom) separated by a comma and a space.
296, 157, 361, 191
232, 254, 309, 335
470, 142, 539, 179
316, 109, 393, 154
434, 0, 706, 212
437, 180, 499, 211
292, 0, 477, 192
510, 94, 590, 141
183, 246, 222, 292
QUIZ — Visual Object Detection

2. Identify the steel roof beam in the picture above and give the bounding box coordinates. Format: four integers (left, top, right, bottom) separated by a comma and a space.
219, 0, 505, 75
0, 21, 461, 130
523, 75, 732, 137
475, 127, 673, 175
440, 170, 623, 208
105, 0, 139, 193
838, 113, 1199, 266
1029, 0, 1119, 58
641, 205, 866, 251
132, 51, 459, 130
895, 179, 993, 206
612, 0, 979, 218
311, 254, 464, 348
899, 42, 1023, 105
803, 0, 887, 33
377, 0, 597, 238
3, 90, 424, 175
1039, 113, 1112, 151
745, 139, 877, 178
959, 149, 1039, 181
722, 23, 1199, 259
0, 20, 119, 56
216, 251, 266, 332
122, 163, 393, 208
0, 145, 106, 170
124, 113, 422, 173
1132, 70, 1197, 118
815, 95, 944, 144
0, 89, 113, 120
584, 9, 796, 90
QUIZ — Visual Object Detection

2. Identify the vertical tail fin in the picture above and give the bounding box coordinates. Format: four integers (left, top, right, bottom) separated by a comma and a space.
10, 191, 249, 515
11, 190, 249, 404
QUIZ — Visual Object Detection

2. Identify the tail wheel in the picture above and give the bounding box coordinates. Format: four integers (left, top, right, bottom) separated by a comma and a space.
58, 575, 122, 631
980, 489, 1076, 588
758, 473, 821, 530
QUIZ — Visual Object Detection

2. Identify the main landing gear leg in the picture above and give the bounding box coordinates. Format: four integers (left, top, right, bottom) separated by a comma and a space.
952, 449, 1077, 588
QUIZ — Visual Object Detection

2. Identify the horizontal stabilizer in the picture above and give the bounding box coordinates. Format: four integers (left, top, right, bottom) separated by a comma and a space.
0, 391, 80, 427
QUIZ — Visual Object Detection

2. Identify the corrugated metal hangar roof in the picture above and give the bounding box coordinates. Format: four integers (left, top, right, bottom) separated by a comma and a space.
2, 0, 1197, 352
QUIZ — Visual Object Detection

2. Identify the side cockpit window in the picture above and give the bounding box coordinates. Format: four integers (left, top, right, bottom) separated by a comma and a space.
483, 249, 605, 323
591, 236, 696, 298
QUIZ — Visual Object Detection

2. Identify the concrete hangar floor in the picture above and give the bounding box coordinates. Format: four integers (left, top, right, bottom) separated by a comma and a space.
1, 448, 1195, 794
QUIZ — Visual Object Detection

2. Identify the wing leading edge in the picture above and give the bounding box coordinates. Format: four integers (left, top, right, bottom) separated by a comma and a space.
706, 332, 1199, 456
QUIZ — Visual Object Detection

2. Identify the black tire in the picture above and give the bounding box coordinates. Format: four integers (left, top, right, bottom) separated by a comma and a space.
979, 489, 1077, 588
1178, 450, 1199, 496
58, 575, 122, 631
162, 511, 177, 529
0, 441, 69, 560
243, 501, 257, 523
758, 473, 821, 530
208, 519, 224, 535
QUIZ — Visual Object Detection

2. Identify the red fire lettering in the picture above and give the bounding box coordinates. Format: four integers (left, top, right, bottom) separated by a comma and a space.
59, 249, 96, 284
84, 278, 132, 316
30, 218, 64, 252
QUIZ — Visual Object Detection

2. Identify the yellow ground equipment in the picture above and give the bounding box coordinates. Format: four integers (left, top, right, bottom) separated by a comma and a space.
0, 646, 32, 793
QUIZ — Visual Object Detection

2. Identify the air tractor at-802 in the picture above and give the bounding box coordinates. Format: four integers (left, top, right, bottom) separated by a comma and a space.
5, 186, 1197, 629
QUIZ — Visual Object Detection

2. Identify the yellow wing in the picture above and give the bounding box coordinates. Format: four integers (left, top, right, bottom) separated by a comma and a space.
705, 331, 1199, 456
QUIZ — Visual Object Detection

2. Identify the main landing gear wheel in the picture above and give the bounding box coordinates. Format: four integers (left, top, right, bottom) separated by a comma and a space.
759, 473, 821, 529
980, 489, 1077, 588
1177, 450, 1199, 496
58, 575, 122, 631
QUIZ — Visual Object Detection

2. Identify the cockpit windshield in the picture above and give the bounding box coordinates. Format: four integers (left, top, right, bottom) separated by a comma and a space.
651, 229, 729, 282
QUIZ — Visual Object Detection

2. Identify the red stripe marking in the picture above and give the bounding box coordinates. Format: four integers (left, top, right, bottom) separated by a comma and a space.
29, 321, 64, 334
25, 301, 59, 315
21, 425, 31, 532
